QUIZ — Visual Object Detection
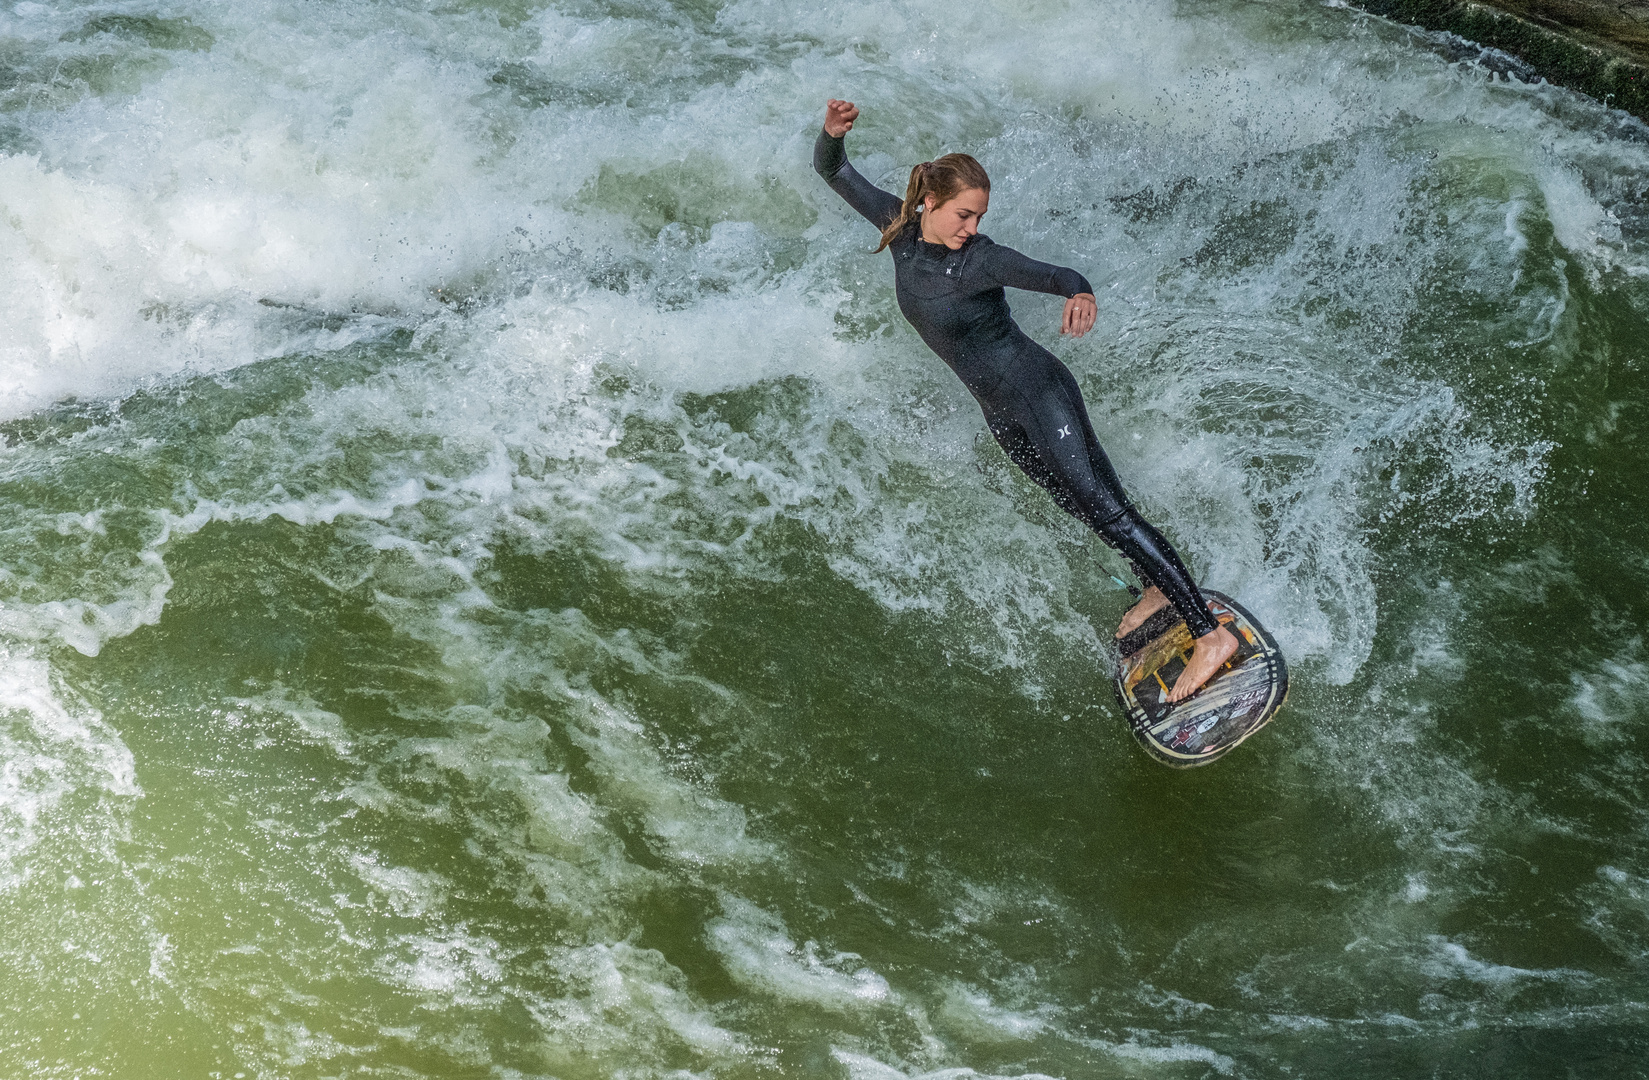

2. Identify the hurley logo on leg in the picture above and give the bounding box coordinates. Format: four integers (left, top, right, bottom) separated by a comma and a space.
1056, 425, 1073, 439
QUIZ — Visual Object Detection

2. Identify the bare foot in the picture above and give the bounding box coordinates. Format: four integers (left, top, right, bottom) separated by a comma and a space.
1115, 586, 1169, 639
1168, 625, 1239, 702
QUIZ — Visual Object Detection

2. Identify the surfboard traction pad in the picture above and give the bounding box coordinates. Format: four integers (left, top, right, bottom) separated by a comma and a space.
1111, 590, 1288, 768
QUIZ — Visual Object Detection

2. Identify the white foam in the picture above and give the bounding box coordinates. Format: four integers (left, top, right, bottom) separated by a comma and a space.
0, 3, 546, 419
1420, 936, 1590, 988
1102, 1039, 1237, 1075
351, 855, 449, 919
935, 982, 1049, 1042
230, 688, 353, 756
524, 942, 749, 1068
707, 896, 894, 1011
1566, 649, 1649, 748
1587, 864, 1649, 961
0, 550, 172, 657
557, 685, 774, 871
0, 649, 138, 891
831, 1051, 1061, 1080
1539, 167, 1616, 256
377, 929, 504, 1004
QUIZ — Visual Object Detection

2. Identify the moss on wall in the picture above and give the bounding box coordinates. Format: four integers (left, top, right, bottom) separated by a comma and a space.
1349, 0, 1649, 119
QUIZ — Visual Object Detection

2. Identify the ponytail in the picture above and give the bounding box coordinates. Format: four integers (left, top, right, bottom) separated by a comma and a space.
874, 153, 991, 253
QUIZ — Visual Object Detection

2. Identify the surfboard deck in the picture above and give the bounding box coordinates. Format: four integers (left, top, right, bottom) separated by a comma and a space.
1112, 589, 1287, 768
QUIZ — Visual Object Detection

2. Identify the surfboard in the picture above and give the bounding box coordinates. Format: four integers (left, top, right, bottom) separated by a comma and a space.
1111, 590, 1287, 768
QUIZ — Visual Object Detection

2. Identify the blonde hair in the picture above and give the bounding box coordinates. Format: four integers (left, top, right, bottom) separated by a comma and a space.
875, 153, 991, 253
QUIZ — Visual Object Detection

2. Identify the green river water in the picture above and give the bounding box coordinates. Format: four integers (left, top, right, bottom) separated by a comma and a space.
1, 0, 1648, 1076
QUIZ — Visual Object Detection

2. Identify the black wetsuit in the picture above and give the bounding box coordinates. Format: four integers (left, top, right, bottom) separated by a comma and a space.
814, 130, 1217, 638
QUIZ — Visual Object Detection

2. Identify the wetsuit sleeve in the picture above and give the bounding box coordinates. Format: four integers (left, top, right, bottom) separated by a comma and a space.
813, 129, 903, 231
976, 242, 1093, 298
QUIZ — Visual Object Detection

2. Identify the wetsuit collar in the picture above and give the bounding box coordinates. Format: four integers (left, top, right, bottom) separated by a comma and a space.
914, 232, 977, 260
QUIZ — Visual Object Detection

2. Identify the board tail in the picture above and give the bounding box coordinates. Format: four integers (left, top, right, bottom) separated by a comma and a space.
1111, 590, 1288, 768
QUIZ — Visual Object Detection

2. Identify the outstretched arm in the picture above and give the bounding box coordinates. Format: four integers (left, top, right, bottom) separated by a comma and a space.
978, 243, 1098, 338
813, 99, 902, 232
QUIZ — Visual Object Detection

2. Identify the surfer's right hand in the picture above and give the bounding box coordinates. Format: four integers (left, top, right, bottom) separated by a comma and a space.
824, 99, 859, 137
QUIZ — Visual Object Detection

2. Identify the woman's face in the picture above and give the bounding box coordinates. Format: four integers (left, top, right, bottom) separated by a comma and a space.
921, 187, 989, 250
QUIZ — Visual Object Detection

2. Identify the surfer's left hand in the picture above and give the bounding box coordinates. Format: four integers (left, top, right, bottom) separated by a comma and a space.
1061, 292, 1096, 337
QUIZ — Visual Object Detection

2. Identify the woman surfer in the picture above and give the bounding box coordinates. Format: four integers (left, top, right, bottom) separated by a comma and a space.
814, 98, 1237, 702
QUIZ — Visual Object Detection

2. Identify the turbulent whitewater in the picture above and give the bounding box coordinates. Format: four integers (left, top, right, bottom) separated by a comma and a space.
2, 0, 1647, 1076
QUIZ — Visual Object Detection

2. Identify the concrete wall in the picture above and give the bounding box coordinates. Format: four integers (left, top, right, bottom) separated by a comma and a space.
1349, 0, 1649, 119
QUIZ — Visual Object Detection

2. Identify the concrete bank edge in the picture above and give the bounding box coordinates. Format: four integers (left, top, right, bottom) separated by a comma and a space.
1346, 0, 1649, 120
